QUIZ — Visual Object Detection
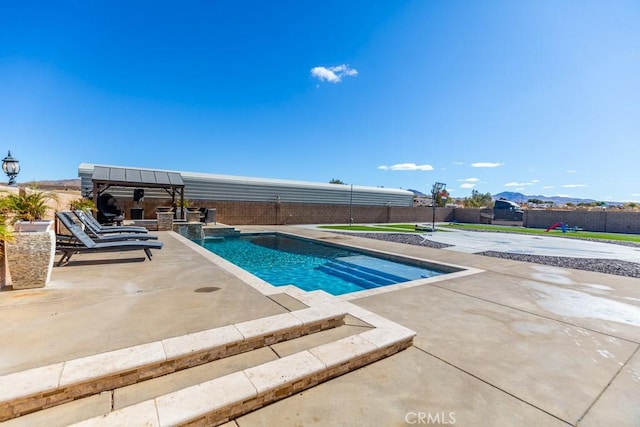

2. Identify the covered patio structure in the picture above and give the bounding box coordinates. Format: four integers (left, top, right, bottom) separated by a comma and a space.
90, 165, 185, 221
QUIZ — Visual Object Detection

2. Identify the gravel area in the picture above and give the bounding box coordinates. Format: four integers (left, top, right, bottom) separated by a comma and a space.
340, 232, 453, 250
340, 232, 640, 279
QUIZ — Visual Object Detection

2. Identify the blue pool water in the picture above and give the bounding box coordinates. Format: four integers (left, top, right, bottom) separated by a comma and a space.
196, 233, 449, 295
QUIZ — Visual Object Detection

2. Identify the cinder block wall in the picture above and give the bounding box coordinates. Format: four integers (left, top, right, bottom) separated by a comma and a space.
453, 208, 494, 224
524, 209, 606, 230
605, 212, 640, 233
122, 199, 454, 225
115, 197, 640, 232
208, 202, 453, 226
524, 210, 640, 233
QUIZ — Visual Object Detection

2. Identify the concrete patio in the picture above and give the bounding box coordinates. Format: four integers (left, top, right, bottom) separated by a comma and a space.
0, 226, 638, 426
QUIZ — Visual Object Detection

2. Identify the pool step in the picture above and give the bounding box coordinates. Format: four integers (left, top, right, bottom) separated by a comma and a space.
317, 259, 406, 289
0, 306, 346, 423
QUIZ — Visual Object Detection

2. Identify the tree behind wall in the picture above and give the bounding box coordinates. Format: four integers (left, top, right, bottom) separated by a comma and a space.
463, 190, 493, 208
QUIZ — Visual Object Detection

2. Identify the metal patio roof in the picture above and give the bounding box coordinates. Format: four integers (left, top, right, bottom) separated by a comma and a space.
91, 166, 184, 189
90, 166, 185, 208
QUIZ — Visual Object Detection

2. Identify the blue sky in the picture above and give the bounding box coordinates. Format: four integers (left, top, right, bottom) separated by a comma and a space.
1, 1, 638, 202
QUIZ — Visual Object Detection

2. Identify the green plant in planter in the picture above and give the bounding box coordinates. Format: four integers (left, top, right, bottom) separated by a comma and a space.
1, 190, 57, 289
0, 188, 58, 223
173, 199, 191, 209
69, 197, 96, 211
0, 222, 13, 243
0, 215, 15, 256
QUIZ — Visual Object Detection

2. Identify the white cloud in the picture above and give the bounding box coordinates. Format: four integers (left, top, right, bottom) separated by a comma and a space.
543, 185, 555, 189
453, 161, 464, 165
561, 184, 587, 188
378, 163, 434, 171
566, 169, 577, 173
310, 64, 358, 83
505, 181, 534, 187
471, 162, 504, 168
457, 177, 479, 182
460, 183, 476, 189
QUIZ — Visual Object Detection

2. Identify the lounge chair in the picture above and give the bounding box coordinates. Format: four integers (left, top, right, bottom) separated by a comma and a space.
57, 212, 158, 242
55, 216, 163, 266
74, 210, 149, 235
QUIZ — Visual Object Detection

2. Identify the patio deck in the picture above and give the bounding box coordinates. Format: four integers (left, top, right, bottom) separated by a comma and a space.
0, 226, 638, 426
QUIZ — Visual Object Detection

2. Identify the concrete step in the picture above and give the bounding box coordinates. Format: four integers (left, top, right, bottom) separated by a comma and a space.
1, 292, 416, 426
0, 306, 346, 423
2, 319, 374, 427
72, 327, 413, 426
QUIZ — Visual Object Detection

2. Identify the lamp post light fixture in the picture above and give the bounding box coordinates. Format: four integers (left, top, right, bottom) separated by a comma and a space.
2, 151, 20, 186
431, 181, 446, 232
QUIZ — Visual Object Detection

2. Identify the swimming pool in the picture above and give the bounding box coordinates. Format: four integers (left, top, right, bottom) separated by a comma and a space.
195, 233, 455, 296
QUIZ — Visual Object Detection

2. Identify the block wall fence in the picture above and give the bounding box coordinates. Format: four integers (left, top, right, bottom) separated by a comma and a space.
523, 209, 640, 233
118, 199, 640, 233
120, 199, 456, 226
5, 186, 637, 233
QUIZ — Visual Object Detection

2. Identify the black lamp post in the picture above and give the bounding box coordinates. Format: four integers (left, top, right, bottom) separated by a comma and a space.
431, 181, 446, 232
2, 151, 20, 186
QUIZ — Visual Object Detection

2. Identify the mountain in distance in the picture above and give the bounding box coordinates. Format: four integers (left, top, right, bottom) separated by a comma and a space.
404, 189, 621, 206
493, 191, 621, 206
19, 178, 81, 190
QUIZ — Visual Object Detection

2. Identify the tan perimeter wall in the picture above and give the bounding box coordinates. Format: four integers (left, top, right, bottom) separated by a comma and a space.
524, 209, 640, 233
450, 208, 494, 224
198, 202, 455, 226
91, 195, 640, 233
118, 199, 456, 226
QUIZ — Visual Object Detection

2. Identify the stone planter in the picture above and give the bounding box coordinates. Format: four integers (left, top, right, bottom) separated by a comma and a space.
156, 211, 174, 231
14, 220, 54, 233
186, 210, 201, 222
6, 230, 56, 289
